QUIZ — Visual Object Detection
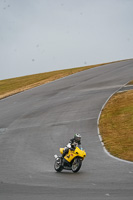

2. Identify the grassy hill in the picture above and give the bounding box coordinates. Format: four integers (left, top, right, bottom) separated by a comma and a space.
0, 60, 132, 162
0, 63, 106, 99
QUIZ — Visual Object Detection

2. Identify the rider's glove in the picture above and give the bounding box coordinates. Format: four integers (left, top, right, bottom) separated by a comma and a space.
66, 143, 71, 148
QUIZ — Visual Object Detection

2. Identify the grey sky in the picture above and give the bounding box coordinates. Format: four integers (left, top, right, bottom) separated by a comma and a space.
0, 0, 133, 80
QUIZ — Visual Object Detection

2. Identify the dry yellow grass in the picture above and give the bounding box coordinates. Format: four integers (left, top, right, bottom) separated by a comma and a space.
0, 59, 130, 99
128, 80, 133, 85
0, 63, 107, 99
1, 59, 133, 161
99, 89, 133, 162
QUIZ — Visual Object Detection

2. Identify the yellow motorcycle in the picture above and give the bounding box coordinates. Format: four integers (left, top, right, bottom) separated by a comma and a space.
54, 146, 86, 173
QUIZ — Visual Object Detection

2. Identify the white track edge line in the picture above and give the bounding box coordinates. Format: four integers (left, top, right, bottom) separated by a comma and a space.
97, 81, 133, 164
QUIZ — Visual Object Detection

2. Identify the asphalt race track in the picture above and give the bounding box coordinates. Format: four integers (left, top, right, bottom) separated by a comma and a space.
0, 60, 133, 200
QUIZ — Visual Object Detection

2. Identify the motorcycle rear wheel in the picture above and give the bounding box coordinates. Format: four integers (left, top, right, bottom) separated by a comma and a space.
54, 158, 63, 172
72, 157, 82, 173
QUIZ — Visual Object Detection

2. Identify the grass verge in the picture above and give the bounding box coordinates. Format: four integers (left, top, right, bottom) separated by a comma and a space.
0, 59, 130, 99
0, 59, 133, 162
99, 88, 133, 162
0, 63, 108, 99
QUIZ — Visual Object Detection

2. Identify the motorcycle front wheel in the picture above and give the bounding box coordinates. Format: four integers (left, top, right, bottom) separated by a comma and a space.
54, 158, 63, 172
72, 157, 82, 173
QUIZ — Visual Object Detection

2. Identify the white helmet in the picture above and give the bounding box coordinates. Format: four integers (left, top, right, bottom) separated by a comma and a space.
74, 133, 81, 142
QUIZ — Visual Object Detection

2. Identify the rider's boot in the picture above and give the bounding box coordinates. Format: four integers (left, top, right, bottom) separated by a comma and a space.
61, 156, 65, 166
61, 149, 68, 166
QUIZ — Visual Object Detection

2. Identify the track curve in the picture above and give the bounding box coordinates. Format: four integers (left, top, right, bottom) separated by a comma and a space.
0, 60, 133, 199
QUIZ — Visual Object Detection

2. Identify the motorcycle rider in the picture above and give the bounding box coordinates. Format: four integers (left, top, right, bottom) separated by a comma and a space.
61, 133, 82, 161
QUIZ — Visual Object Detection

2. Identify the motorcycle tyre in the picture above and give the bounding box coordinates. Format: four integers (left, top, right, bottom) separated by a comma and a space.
54, 159, 63, 172
72, 157, 82, 173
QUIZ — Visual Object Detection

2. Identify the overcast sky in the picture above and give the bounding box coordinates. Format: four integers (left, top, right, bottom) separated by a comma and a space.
0, 0, 133, 80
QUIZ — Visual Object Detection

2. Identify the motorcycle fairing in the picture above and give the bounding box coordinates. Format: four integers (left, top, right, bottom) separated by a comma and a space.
60, 147, 86, 163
